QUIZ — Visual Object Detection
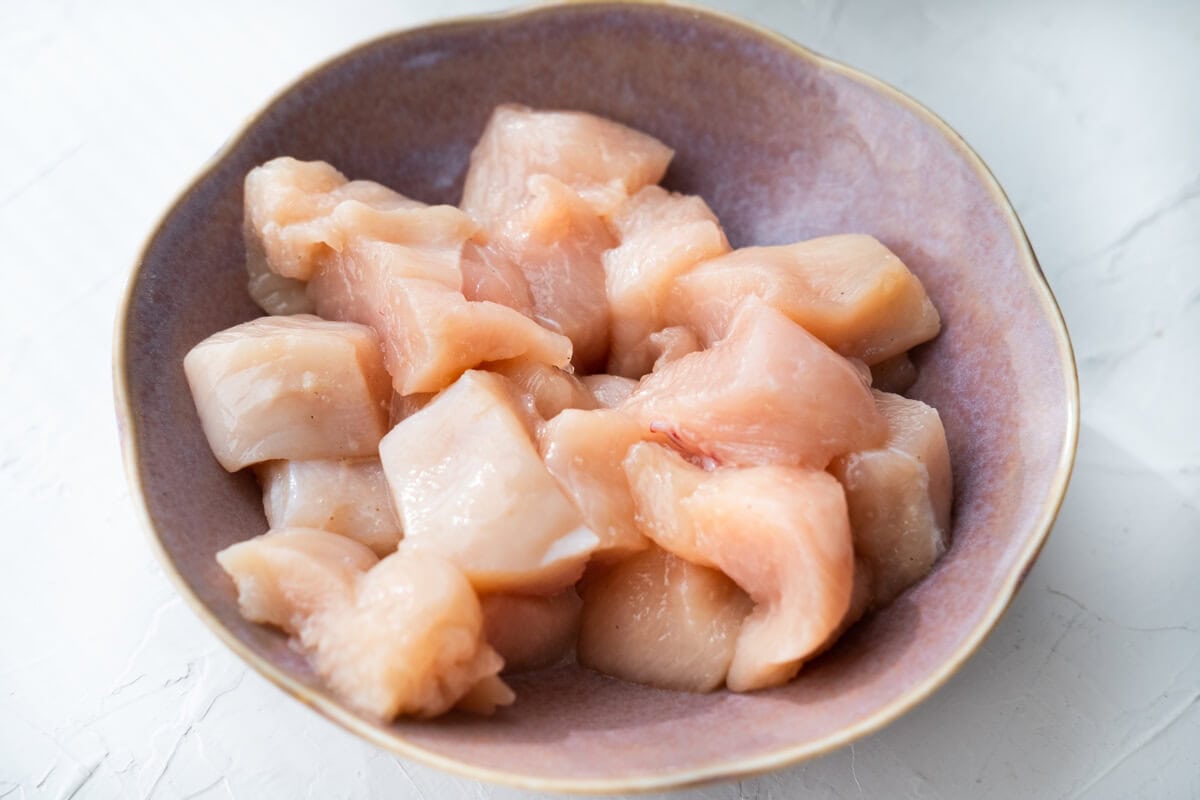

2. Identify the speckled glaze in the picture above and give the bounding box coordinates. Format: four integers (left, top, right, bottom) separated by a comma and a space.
114, 1, 1078, 793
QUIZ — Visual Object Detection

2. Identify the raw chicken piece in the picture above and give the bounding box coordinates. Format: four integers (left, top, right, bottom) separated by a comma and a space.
647, 326, 701, 372
323, 199, 477, 288
243, 157, 422, 282
241, 158, 427, 314
540, 410, 649, 561
492, 175, 614, 372
829, 391, 953, 606
621, 442, 710, 564
314, 551, 511, 719
184, 315, 391, 471
666, 234, 941, 364
310, 267, 573, 395
577, 547, 752, 692
870, 352, 918, 394
689, 456, 851, 675
379, 371, 596, 593
461, 104, 674, 224
242, 158, 348, 282
623, 444, 855, 691
218, 533, 508, 718
480, 590, 582, 672
603, 187, 730, 377
216, 527, 378, 633
486, 357, 597, 420
460, 237, 535, 314
257, 459, 402, 556
245, 157, 571, 395
581, 374, 638, 408
621, 300, 886, 468
245, 223, 314, 315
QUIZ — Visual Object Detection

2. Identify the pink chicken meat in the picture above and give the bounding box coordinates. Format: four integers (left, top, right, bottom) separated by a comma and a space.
187, 105, 958, 719
624, 444, 855, 691
666, 234, 940, 365
217, 529, 511, 718
578, 546, 752, 692
621, 300, 886, 468
539, 409, 650, 561
830, 390, 953, 606
378, 371, 597, 594
243, 156, 572, 395
488, 175, 615, 372
603, 186, 730, 377
460, 103, 674, 224
256, 458, 402, 556
183, 315, 391, 472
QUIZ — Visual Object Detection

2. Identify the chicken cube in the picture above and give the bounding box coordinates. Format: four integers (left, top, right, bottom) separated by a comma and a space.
379, 371, 596, 593
315, 551, 511, 719
216, 527, 378, 634
461, 103, 673, 224
603, 186, 729, 377
217, 532, 510, 719
540, 409, 649, 561
623, 444, 855, 692
829, 391, 953, 606
256, 458, 402, 556
578, 547, 752, 692
183, 315, 391, 471
490, 175, 615, 372
621, 300, 886, 468
666, 234, 940, 365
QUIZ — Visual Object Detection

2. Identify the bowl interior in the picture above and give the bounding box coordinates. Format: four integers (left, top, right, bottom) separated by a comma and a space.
118, 2, 1076, 791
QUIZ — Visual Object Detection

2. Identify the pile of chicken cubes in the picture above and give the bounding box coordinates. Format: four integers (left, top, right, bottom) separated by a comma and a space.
184, 105, 952, 720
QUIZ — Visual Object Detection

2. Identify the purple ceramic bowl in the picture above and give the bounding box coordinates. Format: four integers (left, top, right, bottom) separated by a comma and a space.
115, 2, 1078, 792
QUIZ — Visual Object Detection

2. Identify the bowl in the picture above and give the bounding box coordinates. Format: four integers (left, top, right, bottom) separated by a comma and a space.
114, 1, 1079, 792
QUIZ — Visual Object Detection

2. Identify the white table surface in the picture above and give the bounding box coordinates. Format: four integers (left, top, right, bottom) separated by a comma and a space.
2, 0, 1197, 797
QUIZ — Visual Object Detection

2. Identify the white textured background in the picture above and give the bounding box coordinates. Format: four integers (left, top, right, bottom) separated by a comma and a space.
2, 0, 1198, 797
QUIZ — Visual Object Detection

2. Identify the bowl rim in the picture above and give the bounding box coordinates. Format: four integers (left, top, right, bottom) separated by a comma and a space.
112, 0, 1081, 793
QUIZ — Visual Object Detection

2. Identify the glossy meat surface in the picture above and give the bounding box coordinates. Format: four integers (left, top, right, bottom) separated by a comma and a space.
461, 103, 673, 224
603, 186, 729, 377
578, 547, 751, 692
183, 315, 391, 471
379, 371, 596, 593
829, 390, 953, 606
622, 301, 886, 467
540, 409, 649, 561
667, 234, 940, 365
257, 458, 401, 555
